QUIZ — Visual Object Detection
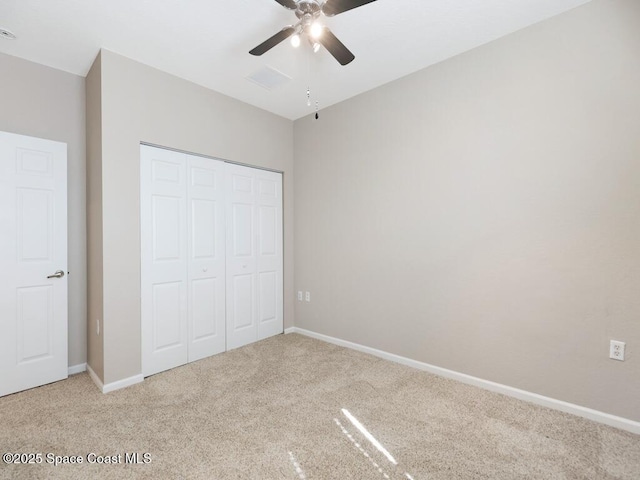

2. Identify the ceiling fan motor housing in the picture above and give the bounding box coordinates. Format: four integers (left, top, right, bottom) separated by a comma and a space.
295, 1, 322, 21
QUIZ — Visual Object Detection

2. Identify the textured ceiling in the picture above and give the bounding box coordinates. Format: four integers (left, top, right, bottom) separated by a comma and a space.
0, 0, 591, 120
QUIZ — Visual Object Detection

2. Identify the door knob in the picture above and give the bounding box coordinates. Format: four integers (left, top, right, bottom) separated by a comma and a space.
47, 270, 65, 279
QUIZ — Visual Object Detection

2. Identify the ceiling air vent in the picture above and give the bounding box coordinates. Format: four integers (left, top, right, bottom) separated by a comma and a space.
245, 66, 291, 91
0, 28, 17, 40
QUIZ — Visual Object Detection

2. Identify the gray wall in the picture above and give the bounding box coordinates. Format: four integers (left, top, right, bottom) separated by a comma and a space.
86, 52, 104, 379
0, 52, 87, 368
89, 50, 294, 384
293, 0, 640, 421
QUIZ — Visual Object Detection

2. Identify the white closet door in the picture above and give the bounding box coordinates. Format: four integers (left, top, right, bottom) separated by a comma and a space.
226, 164, 257, 350
141, 146, 188, 376
186, 154, 226, 361
226, 163, 283, 350
142, 145, 284, 371
255, 170, 283, 341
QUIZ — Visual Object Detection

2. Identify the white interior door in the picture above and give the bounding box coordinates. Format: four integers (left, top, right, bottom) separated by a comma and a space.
0, 131, 68, 397
141, 146, 188, 376
226, 163, 283, 350
186, 154, 226, 361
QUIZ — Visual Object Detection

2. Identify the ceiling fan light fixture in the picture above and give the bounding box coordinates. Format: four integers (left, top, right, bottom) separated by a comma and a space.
310, 21, 323, 39
290, 33, 301, 48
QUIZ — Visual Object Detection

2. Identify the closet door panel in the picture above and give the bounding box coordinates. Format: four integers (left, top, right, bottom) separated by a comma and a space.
232, 274, 254, 329
190, 278, 217, 338
187, 155, 226, 362
226, 164, 258, 350
226, 164, 283, 349
256, 172, 283, 340
153, 282, 183, 349
259, 272, 277, 324
141, 146, 188, 376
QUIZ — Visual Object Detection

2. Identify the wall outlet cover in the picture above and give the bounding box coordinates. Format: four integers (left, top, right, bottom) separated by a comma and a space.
609, 340, 625, 361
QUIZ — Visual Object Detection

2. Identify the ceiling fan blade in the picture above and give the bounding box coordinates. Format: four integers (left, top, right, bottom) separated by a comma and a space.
321, 0, 377, 17
274, 0, 297, 9
249, 27, 296, 56
318, 27, 355, 65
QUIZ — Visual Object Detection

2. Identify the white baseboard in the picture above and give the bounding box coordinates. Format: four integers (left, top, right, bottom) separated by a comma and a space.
86, 364, 144, 394
102, 374, 144, 394
286, 327, 640, 435
68, 363, 87, 375
86, 364, 104, 391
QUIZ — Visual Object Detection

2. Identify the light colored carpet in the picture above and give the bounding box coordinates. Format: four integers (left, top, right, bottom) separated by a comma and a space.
0, 333, 638, 479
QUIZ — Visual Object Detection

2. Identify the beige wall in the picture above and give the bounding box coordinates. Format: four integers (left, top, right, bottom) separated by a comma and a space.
85, 53, 104, 379
293, 0, 640, 421
90, 50, 294, 384
0, 52, 87, 368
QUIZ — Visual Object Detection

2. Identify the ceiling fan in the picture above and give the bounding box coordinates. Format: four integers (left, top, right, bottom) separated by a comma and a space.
249, 0, 377, 66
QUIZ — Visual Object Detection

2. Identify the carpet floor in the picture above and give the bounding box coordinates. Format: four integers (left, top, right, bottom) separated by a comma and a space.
0, 333, 638, 479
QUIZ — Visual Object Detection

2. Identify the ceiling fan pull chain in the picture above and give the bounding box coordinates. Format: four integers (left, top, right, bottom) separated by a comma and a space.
307, 86, 311, 107
315, 100, 320, 120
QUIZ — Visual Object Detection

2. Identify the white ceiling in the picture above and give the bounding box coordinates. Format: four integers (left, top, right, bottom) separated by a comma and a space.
0, 0, 591, 120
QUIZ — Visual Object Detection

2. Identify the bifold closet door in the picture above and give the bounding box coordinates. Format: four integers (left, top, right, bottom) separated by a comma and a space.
141, 147, 189, 376
226, 164, 283, 350
141, 147, 226, 376
187, 155, 226, 363
142, 145, 283, 375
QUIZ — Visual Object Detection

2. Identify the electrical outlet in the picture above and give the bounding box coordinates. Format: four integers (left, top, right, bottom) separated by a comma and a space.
305, 291, 311, 302
96, 319, 100, 336
609, 340, 625, 361
297, 291, 303, 301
